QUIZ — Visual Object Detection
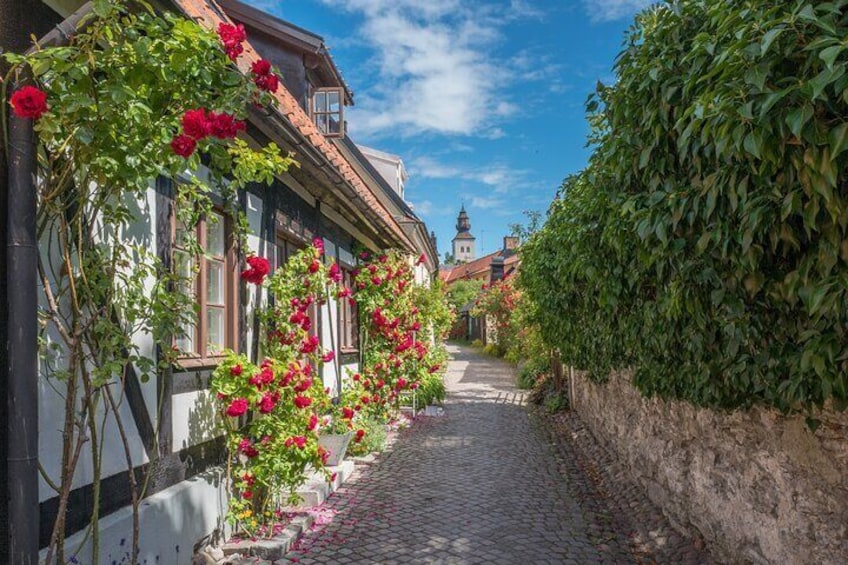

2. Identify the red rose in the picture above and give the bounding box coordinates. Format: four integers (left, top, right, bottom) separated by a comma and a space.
294, 377, 313, 393
360, 395, 370, 405
254, 72, 279, 93
230, 364, 243, 376
371, 276, 382, 286
238, 438, 259, 458
218, 23, 246, 61
10, 86, 48, 119
338, 287, 351, 298
242, 489, 253, 499
226, 398, 248, 417
410, 322, 422, 332
375, 379, 385, 389
359, 251, 370, 260
299, 335, 320, 354
352, 373, 361, 382
328, 263, 342, 283
286, 435, 306, 449
170, 134, 196, 158
417, 253, 426, 265
258, 392, 279, 414
241, 472, 255, 486
308, 260, 320, 274
251, 59, 272, 75
307, 413, 319, 431
428, 364, 440, 374
241, 255, 270, 285
181, 108, 211, 140
342, 407, 355, 420
354, 429, 365, 443
322, 351, 335, 363
294, 395, 312, 409
313, 238, 325, 254
209, 111, 246, 139
397, 378, 407, 389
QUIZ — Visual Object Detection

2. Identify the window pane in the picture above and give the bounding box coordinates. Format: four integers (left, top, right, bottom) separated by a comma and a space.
207, 307, 225, 353
329, 115, 340, 134
315, 114, 326, 134
175, 325, 195, 354
328, 91, 340, 113
206, 212, 225, 257
314, 92, 327, 112
175, 220, 188, 246
207, 260, 224, 305
174, 249, 197, 354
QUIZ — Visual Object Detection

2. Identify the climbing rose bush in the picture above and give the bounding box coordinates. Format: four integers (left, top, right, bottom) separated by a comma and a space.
352, 250, 450, 420
212, 241, 360, 535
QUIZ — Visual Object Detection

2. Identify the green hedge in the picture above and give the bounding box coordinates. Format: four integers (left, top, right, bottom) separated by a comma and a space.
520, 0, 848, 411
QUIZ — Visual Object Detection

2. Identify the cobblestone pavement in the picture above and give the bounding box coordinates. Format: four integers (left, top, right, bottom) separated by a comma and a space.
282, 345, 714, 565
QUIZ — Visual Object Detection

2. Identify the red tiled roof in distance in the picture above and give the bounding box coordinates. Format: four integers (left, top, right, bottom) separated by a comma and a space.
173, 0, 415, 252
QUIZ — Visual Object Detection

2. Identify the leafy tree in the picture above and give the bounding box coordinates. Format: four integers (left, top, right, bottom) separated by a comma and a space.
446, 278, 484, 311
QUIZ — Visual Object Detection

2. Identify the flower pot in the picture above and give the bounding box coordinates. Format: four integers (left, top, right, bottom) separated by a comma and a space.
318, 432, 353, 466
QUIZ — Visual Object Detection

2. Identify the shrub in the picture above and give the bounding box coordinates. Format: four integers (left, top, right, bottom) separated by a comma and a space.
521, 0, 848, 412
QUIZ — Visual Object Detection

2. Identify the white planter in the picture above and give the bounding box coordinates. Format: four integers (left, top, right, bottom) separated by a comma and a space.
317, 432, 353, 466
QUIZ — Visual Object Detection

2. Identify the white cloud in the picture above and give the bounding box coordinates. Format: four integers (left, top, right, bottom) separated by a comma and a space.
469, 196, 504, 209
409, 199, 453, 217
318, 0, 540, 138
410, 156, 528, 194
583, 0, 652, 22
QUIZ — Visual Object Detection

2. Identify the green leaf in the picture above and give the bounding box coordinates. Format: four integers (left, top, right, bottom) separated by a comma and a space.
819, 45, 844, 69
761, 27, 784, 55
827, 121, 848, 157
786, 105, 813, 138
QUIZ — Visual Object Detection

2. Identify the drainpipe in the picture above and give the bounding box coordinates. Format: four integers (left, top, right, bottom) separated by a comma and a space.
6, 78, 39, 565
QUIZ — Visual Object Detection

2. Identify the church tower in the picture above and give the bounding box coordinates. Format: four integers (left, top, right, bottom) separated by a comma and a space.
451, 205, 476, 263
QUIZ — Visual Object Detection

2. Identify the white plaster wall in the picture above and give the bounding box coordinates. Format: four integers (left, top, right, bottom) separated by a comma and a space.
244, 191, 265, 362
171, 387, 223, 451
41, 469, 230, 565
37, 186, 158, 501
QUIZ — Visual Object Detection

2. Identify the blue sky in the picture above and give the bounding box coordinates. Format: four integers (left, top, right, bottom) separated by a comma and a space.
248, 0, 652, 260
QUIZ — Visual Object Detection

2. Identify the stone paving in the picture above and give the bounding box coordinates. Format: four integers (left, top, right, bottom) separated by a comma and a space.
278, 345, 714, 564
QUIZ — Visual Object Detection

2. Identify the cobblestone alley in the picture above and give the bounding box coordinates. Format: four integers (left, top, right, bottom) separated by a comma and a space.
282, 345, 713, 564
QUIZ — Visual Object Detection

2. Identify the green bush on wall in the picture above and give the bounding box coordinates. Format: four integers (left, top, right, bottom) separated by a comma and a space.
521, 0, 848, 412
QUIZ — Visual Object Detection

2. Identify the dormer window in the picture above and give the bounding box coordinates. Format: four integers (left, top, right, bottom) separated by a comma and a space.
311, 87, 344, 137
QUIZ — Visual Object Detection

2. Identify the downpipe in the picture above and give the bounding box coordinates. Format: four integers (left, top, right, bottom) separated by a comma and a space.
6, 80, 39, 564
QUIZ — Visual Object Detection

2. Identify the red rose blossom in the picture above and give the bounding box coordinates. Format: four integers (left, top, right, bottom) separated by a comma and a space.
217, 23, 247, 61
294, 395, 312, 409
313, 238, 325, 254
209, 111, 246, 139
416, 253, 426, 265
238, 438, 259, 458
354, 429, 366, 443
328, 263, 342, 283
308, 260, 320, 274
230, 364, 243, 376
181, 108, 211, 140
226, 398, 249, 417
294, 377, 313, 393
258, 392, 279, 414
170, 134, 196, 158
251, 59, 272, 75
285, 435, 307, 449
307, 413, 319, 431
342, 407, 355, 420
242, 489, 253, 499
322, 351, 335, 363
254, 72, 279, 93
241, 255, 270, 285
10, 86, 48, 119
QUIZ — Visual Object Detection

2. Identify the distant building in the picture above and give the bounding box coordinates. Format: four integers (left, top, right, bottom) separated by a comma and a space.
451, 205, 476, 263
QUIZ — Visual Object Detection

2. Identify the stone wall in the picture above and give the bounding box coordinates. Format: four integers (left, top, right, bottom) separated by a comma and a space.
570, 370, 848, 564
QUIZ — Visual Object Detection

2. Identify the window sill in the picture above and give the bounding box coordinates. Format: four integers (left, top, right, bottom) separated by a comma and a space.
174, 356, 228, 371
